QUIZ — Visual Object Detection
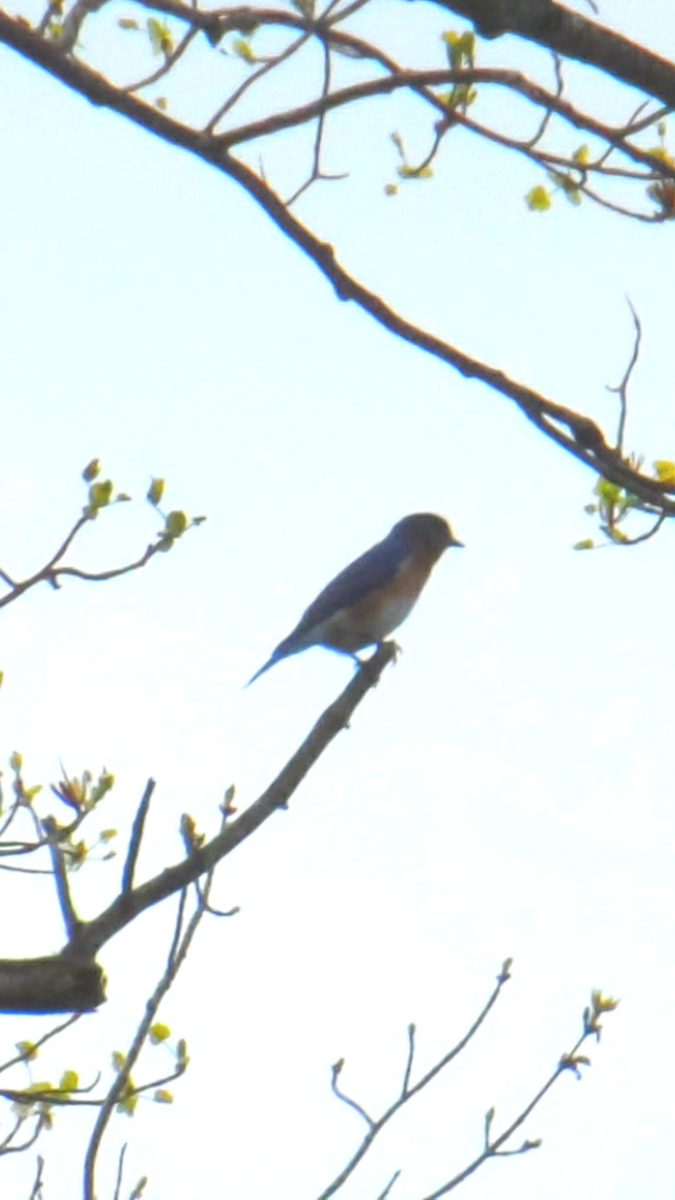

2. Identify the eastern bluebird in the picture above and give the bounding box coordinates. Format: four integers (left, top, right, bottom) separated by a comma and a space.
247, 513, 463, 685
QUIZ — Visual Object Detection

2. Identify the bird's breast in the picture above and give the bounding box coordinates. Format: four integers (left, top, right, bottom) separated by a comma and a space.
316, 552, 436, 651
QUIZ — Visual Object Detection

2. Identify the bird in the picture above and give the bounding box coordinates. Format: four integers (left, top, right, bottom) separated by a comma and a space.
246, 512, 463, 686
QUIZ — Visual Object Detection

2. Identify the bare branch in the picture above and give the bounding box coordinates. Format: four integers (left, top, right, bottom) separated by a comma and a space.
401, 1023, 415, 1098
121, 779, 156, 894
0, 1014, 81, 1078
429, 0, 675, 110
205, 30, 311, 133
83, 870, 211, 1200
0, 14, 672, 520
69, 642, 396, 962
376, 1171, 401, 1200
0, 956, 105, 1014
29, 1154, 45, 1200
0, 1112, 47, 1157
415, 990, 619, 1198
42, 818, 81, 941
317, 959, 511, 1199
112, 1143, 128, 1200
123, 26, 199, 95
330, 1060, 376, 1130
607, 299, 642, 453
0, 643, 395, 1012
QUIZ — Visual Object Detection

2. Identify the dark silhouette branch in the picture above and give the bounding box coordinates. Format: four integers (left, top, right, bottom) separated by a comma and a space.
0, 958, 106, 1014
215, 67, 675, 182
433, 0, 675, 110
42, 819, 82, 941
29, 1155, 45, 1200
0, 642, 396, 1013
0, 491, 194, 610
0, 11, 672, 512
0, 1014, 81, 1077
70, 641, 396, 959
317, 959, 512, 1199
319, 973, 618, 1199
83, 872, 212, 1199
121, 779, 156, 893
608, 300, 642, 454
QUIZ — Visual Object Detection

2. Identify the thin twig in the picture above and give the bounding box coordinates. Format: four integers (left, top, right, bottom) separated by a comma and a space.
525, 52, 563, 150
375, 1171, 401, 1200
330, 1061, 375, 1130
69, 644, 396, 962
0, 1013, 81, 1078
42, 818, 81, 940
0, 1112, 47, 1156
287, 39, 348, 205
205, 30, 310, 133
401, 1024, 415, 1097
112, 1142, 127, 1200
122, 779, 156, 893
82, 879, 209, 1200
29, 1154, 45, 1200
123, 26, 198, 94
607, 298, 642, 453
317, 961, 511, 1199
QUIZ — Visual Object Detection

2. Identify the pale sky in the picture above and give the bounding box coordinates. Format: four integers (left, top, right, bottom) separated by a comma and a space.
1, 2, 674, 1198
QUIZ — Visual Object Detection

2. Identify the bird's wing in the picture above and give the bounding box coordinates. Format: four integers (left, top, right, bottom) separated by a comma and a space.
277, 534, 410, 652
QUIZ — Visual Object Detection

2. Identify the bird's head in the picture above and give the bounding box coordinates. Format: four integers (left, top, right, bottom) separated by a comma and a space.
392, 513, 463, 554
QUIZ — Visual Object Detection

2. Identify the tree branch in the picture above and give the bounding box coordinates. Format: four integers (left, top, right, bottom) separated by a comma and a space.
435, 0, 675, 109
121, 779, 156, 893
0, 14, 673, 515
317, 958, 512, 1199
0, 643, 396, 1011
71, 641, 396, 960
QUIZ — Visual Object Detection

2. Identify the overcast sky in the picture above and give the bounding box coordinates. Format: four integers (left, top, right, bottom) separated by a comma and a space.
1, 2, 674, 1198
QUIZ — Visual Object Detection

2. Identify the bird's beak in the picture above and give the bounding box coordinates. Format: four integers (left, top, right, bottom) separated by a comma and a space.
448, 533, 464, 548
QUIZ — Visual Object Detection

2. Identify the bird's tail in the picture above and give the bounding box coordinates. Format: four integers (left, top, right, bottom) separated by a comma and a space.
245, 653, 282, 688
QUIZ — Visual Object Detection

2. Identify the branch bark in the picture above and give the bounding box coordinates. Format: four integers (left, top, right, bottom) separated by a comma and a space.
436, 0, 675, 109
0, 12, 672, 514
0, 643, 396, 1013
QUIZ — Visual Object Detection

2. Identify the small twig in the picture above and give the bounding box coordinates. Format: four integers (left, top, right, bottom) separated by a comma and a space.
418, 994, 618, 1198
112, 1142, 127, 1200
330, 1061, 375, 1130
0, 1013, 81, 1078
0, 533, 167, 610
123, 26, 198, 94
0, 1113, 29, 1153
375, 1170, 401, 1200
0, 1072, 101, 1107
29, 1154, 45, 1200
525, 52, 563, 150
121, 779, 156, 893
607, 298, 642, 453
620, 512, 667, 545
401, 1023, 415, 1097
0, 1112, 47, 1156
199, 898, 240, 917
42, 818, 81, 940
0, 863, 53, 875
324, 0, 372, 24
0, 513, 87, 608
42, 541, 162, 586
167, 888, 188, 968
82, 870, 215, 1200
205, 30, 310, 133
287, 40, 349, 205
317, 960, 511, 1199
